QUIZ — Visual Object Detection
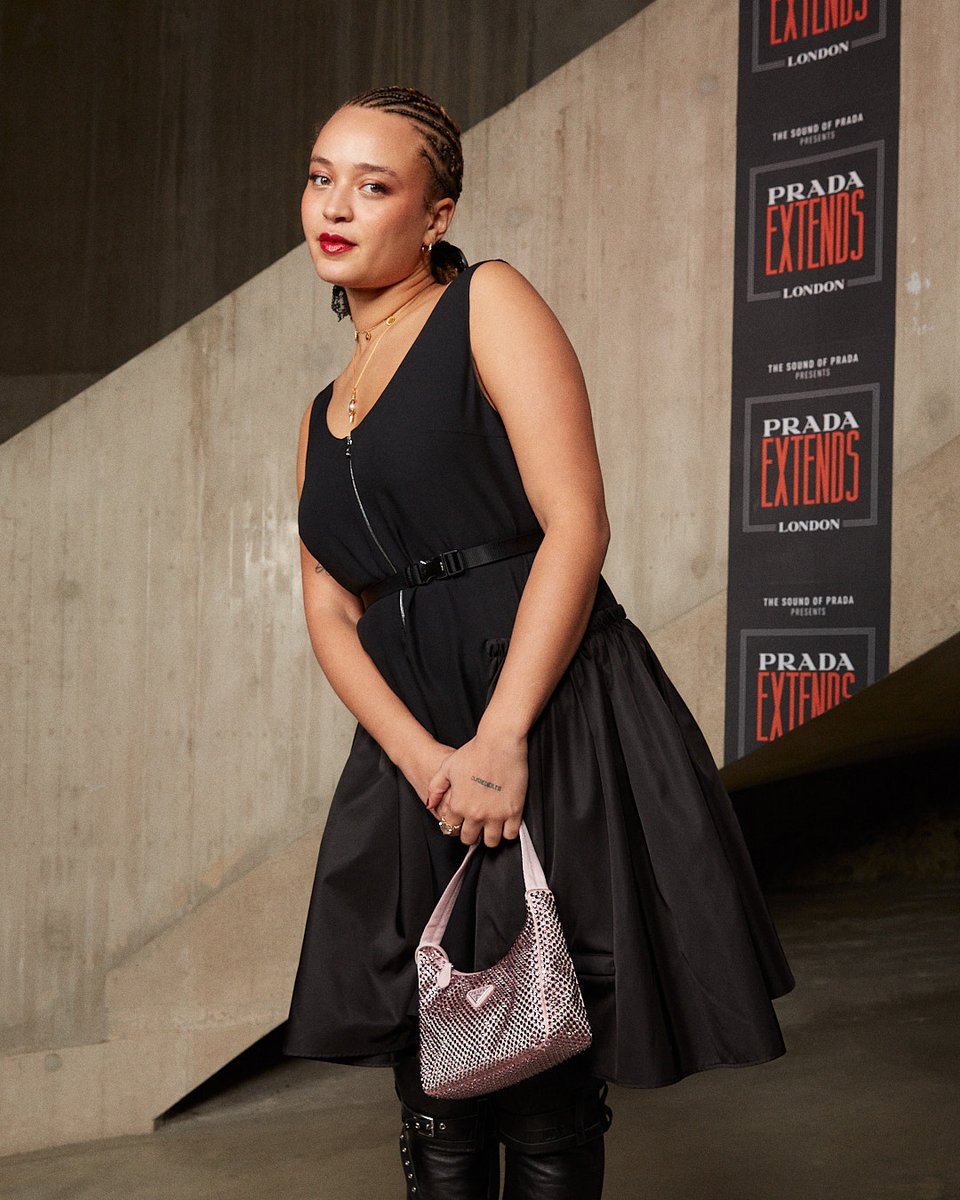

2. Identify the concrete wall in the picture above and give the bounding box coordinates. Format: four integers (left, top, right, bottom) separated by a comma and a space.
1, 252, 356, 1152
2, 0, 958, 1156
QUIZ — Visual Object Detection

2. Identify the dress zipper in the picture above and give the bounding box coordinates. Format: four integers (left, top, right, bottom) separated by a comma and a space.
345, 434, 406, 630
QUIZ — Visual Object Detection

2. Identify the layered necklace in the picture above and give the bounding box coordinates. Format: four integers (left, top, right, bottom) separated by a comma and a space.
347, 287, 434, 430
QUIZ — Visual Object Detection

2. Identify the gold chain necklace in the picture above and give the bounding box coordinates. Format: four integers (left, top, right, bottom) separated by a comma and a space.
347, 288, 433, 428
352, 285, 433, 343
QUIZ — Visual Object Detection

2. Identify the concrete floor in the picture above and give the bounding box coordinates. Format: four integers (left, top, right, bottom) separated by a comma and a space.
2, 881, 957, 1200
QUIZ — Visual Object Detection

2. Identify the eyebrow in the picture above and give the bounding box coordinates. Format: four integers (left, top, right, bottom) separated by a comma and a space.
309, 155, 400, 180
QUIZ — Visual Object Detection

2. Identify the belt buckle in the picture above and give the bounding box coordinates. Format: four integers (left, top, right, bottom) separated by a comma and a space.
412, 549, 465, 585
411, 1113, 435, 1137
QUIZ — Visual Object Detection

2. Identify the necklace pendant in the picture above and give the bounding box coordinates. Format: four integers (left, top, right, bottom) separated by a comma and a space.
364, 331, 372, 341
347, 397, 357, 415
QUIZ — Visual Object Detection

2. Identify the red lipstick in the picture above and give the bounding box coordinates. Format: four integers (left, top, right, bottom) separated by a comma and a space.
319, 233, 355, 254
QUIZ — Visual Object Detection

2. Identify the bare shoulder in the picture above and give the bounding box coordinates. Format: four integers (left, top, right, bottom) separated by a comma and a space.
469, 260, 551, 318
469, 261, 570, 357
466, 260, 587, 437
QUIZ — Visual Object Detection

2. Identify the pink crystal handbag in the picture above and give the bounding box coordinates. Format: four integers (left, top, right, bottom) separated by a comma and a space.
415, 822, 592, 1098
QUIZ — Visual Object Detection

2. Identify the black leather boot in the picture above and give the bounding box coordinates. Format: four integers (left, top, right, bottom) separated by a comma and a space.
394, 1056, 500, 1199
496, 1080, 612, 1200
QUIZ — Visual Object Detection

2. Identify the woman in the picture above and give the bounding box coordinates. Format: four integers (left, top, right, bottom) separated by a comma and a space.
283, 86, 795, 1199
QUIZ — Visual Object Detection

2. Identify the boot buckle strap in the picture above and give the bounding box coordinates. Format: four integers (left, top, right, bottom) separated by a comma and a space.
401, 1102, 487, 1149
405, 1111, 435, 1137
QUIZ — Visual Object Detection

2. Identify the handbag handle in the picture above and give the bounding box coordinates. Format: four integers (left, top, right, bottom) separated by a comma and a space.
418, 821, 547, 951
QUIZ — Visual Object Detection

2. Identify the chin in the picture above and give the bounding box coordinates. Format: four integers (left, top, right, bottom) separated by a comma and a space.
312, 263, 342, 286
311, 257, 355, 288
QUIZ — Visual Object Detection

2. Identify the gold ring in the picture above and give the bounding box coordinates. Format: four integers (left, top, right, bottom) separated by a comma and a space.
438, 816, 463, 837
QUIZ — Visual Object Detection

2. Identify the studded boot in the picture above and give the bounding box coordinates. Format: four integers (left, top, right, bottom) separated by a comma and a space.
394, 1055, 500, 1199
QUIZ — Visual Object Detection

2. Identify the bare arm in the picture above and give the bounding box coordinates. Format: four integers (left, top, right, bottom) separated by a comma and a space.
295, 402, 454, 800
430, 261, 611, 845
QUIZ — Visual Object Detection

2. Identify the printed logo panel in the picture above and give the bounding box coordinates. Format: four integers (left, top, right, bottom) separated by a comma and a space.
753, 0, 888, 72
742, 384, 879, 531
748, 142, 884, 301
724, 0, 897, 763
738, 627, 876, 757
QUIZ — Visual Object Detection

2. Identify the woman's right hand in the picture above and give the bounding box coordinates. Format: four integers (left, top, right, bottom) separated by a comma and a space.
399, 735, 457, 810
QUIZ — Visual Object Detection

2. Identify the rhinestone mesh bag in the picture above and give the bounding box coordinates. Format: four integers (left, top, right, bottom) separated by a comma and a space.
416, 823, 592, 1099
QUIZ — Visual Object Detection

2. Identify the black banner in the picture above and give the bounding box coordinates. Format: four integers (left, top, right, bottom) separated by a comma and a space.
725, 0, 900, 763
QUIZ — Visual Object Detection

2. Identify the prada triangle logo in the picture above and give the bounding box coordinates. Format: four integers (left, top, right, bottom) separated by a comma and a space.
466, 983, 496, 1010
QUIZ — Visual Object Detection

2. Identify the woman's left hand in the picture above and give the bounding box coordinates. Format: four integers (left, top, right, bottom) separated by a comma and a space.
427, 727, 528, 847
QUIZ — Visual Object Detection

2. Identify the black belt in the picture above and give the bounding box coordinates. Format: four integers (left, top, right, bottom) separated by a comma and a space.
361, 531, 543, 608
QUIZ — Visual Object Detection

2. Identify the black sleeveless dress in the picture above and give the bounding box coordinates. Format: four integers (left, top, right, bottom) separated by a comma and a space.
282, 261, 795, 1088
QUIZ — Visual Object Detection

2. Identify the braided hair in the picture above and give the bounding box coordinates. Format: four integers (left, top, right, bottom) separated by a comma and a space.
327, 86, 469, 317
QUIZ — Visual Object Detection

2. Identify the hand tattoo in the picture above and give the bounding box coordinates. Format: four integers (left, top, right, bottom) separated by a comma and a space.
471, 775, 503, 792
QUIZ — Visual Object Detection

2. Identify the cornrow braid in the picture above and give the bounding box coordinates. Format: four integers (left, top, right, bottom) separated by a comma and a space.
344, 85, 464, 203
327, 85, 469, 314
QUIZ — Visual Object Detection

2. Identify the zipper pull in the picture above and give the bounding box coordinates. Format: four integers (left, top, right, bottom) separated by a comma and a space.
345, 434, 352, 458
